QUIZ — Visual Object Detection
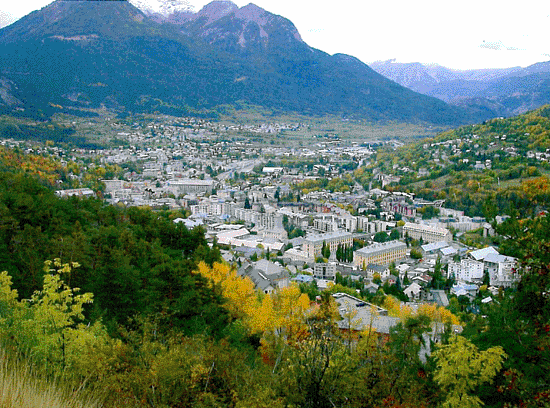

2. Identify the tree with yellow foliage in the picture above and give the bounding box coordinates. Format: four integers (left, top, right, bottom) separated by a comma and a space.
0, 260, 108, 374
195, 262, 311, 339
433, 335, 506, 408
195, 261, 257, 322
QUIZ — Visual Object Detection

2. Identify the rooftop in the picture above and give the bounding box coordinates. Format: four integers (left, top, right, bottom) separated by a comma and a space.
332, 292, 399, 334
305, 230, 353, 244
356, 240, 407, 256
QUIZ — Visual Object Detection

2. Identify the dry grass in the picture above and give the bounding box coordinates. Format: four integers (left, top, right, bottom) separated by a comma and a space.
0, 352, 102, 408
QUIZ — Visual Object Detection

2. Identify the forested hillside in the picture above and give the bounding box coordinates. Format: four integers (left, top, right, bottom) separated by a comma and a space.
371, 104, 550, 217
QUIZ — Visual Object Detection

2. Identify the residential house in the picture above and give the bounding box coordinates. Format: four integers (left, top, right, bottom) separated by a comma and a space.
404, 282, 422, 301
365, 264, 390, 280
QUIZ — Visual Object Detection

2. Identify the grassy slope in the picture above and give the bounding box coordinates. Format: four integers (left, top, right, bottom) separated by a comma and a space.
0, 351, 101, 408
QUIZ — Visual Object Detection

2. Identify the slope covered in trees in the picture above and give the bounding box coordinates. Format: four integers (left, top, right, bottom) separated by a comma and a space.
0, 171, 225, 333
371, 104, 550, 217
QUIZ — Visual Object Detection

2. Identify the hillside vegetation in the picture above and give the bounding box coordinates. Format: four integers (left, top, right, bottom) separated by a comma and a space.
372, 104, 550, 217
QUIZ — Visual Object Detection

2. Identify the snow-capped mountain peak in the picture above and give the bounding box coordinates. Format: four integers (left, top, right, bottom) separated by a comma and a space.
129, 0, 194, 17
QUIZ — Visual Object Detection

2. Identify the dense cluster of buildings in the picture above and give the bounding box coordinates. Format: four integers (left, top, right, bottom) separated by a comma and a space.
46, 115, 524, 333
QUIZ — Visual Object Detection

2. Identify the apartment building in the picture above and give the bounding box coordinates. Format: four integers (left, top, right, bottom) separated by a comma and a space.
403, 222, 452, 243
302, 231, 353, 259
448, 259, 484, 283
166, 179, 215, 195
314, 262, 337, 280
354, 240, 407, 268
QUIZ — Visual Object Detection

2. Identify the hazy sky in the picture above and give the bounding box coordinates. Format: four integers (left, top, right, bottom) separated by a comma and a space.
1, 0, 549, 70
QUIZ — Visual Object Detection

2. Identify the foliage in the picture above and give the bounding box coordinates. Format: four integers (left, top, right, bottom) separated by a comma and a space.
1, 166, 545, 408
433, 335, 506, 408
371, 105, 550, 217
374, 231, 390, 243
410, 248, 423, 259
335, 244, 353, 262
0, 173, 227, 336
464, 212, 550, 407
278, 295, 351, 408
321, 241, 331, 260
383, 296, 460, 327
195, 261, 257, 322
0, 261, 107, 375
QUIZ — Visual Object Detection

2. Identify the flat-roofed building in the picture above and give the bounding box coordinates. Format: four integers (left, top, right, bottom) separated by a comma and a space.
403, 222, 452, 243
302, 231, 353, 259
167, 179, 215, 195
448, 259, 484, 283
354, 240, 407, 268
314, 262, 337, 280
484, 253, 518, 288
284, 248, 312, 262
55, 188, 95, 198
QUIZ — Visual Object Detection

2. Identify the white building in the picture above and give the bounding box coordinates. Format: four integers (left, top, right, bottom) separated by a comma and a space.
55, 188, 95, 198
403, 222, 452, 243
167, 179, 215, 196
191, 198, 232, 217
484, 253, 518, 288
283, 248, 312, 262
302, 231, 353, 259
448, 259, 484, 283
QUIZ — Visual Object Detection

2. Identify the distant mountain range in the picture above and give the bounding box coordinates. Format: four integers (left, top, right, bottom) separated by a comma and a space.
370, 59, 550, 118
0, 0, 491, 124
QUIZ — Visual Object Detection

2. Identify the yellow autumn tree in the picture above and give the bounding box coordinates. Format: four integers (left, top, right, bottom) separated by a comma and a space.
383, 295, 460, 329
433, 335, 506, 408
249, 292, 277, 334
417, 303, 460, 326
383, 295, 414, 320
195, 261, 259, 321
271, 285, 311, 339
195, 262, 311, 338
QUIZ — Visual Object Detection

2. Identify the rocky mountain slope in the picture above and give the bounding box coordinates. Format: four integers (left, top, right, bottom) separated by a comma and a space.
0, 0, 489, 124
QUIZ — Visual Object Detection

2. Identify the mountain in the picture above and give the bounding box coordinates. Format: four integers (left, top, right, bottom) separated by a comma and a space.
371, 59, 550, 118
129, 0, 194, 17
0, 0, 488, 124
464, 61, 550, 116
370, 60, 521, 102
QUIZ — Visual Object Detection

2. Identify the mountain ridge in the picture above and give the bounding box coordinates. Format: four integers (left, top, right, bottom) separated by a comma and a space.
0, 1, 490, 124
370, 59, 550, 118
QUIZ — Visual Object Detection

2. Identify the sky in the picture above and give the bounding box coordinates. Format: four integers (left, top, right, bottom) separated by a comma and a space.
1, 0, 549, 70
